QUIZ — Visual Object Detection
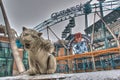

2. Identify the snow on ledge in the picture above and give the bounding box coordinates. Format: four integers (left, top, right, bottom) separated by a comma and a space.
64, 70, 120, 80
0, 70, 120, 80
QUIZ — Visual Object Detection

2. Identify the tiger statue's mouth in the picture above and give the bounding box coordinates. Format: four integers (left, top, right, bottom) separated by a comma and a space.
25, 43, 31, 49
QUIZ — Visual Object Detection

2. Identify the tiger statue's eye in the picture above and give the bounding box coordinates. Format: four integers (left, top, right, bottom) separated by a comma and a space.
32, 35, 37, 38
23, 33, 29, 36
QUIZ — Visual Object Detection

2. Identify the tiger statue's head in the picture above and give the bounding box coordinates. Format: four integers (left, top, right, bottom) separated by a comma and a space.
20, 27, 42, 49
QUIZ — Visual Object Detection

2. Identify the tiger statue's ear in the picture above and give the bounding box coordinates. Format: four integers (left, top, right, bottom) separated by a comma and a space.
38, 33, 42, 37
23, 27, 27, 31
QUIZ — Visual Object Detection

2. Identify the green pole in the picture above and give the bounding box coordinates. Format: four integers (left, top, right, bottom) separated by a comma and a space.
74, 59, 77, 72
110, 54, 115, 69
100, 56, 105, 70
55, 46, 59, 56
85, 13, 88, 35
87, 59, 90, 69
99, 0, 109, 49
82, 58, 86, 72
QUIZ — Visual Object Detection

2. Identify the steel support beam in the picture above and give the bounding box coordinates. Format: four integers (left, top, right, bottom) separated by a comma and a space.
99, 1, 109, 49
0, 0, 25, 73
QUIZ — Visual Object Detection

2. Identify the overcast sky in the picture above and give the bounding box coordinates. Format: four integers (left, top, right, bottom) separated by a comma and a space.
0, 0, 111, 42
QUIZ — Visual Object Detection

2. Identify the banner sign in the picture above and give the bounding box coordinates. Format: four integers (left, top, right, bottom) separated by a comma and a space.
51, 3, 83, 19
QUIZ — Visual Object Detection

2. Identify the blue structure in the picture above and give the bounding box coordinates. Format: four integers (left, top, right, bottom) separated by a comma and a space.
0, 42, 13, 77
72, 41, 88, 54
16, 39, 23, 48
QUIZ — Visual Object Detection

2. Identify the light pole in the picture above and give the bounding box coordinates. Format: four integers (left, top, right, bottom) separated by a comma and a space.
0, 0, 25, 73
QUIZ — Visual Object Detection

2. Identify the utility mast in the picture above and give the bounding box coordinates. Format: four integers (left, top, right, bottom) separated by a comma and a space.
0, 0, 25, 73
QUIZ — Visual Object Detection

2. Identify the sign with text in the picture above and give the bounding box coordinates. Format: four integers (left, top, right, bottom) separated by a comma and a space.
51, 3, 83, 19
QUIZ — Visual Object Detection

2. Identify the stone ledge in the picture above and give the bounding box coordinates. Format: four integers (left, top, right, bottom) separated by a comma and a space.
0, 73, 73, 80
1, 70, 120, 80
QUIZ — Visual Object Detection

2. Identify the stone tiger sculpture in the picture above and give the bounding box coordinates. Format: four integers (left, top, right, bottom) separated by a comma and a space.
20, 27, 56, 75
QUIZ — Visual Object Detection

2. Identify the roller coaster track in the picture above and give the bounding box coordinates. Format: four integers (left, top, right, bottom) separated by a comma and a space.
34, 0, 120, 32
56, 47, 120, 60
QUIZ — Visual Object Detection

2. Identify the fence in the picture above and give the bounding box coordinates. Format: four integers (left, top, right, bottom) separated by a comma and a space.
56, 47, 120, 73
